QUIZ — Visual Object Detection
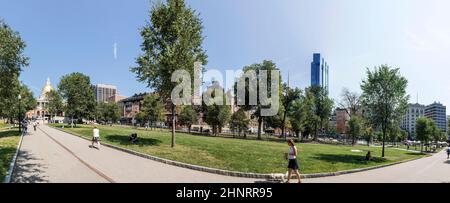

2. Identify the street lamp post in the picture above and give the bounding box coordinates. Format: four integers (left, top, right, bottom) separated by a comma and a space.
18, 94, 22, 133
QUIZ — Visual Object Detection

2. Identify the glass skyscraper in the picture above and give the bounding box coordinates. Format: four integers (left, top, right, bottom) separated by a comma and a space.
311, 53, 329, 92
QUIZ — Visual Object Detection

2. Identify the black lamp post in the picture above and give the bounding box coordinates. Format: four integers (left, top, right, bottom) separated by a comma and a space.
18, 94, 22, 133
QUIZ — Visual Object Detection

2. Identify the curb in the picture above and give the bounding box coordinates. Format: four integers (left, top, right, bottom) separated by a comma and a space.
49, 126, 427, 181
3, 131, 24, 183
298, 157, 425, 179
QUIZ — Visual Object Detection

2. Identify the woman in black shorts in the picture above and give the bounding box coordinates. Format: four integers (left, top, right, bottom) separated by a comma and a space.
285, 139, 301, 183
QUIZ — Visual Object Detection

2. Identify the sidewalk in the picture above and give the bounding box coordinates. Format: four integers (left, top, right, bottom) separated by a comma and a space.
12, 125, 264, 183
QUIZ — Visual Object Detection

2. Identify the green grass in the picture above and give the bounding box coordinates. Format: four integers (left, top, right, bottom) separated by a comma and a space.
50, 124, 428, 174
0, 120, 9, 129
0, 130, 20, 181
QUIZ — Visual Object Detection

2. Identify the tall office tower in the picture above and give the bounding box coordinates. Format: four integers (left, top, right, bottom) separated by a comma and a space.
311, 53, 329, 92
425, 102, 448, 133
401, 103, 426, 137
94, 84, 117, 103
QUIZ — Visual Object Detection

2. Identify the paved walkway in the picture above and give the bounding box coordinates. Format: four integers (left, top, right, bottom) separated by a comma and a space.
12, 125, 265, 183
304, 149, 450, 183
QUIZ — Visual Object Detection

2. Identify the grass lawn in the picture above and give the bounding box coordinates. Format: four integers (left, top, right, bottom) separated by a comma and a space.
50, 124, 428, 174
0, 130, 20, 181
0, 120, 9, 129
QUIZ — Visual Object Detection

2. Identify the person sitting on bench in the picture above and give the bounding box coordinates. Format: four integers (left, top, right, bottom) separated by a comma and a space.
129, 133, 138, 143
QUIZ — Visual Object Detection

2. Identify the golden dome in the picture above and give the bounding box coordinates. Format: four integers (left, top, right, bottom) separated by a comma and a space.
39, 77, 55, 99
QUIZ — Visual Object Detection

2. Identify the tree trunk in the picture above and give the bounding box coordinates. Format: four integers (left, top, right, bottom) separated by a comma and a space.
281, 109, 288, 140
382, 125, 386, 158
257, 117, 263, 140
171, 104, 176, 148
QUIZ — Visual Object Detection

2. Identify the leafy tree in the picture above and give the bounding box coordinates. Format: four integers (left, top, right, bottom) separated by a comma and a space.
203, 87, 231, 136
46, 89, 64, 122
96, 102, 120, 125
361, 65, 409, 157
178, 105, 198, 133
131, 0, 207, 147
348, 116, 362, 146
3, 83, 36, 122
230, 109, 250, 137
280, 84, 301, 138
134, 111, 147, 127
236, 60, 281, 140
388, 123, 401, 147
58, 72, 96, 126
416, 117, 431, 152
304, 86, 333, 141
141, 94, 166, 130
399, 130, 408, 143
301, 88, 320, 140
364, 126, 374, 147
0, 20, 29, 119
289, 98, 306, 139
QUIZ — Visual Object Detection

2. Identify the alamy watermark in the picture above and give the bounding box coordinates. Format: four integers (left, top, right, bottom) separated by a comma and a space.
171, 62, 280, 117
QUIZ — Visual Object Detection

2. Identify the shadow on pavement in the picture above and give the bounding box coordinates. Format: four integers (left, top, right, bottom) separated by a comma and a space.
445, 160, 450, 164
11, 150, 49, 183
105, 135, 162, 147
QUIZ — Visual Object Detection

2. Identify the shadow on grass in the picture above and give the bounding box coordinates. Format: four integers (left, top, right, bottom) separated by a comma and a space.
0, 130, 20, 138
404, 152, 427, 156
105, 135, 162, 147
11, 150, 49, 183
0, 147, 17, 179
314, 154, 386, 165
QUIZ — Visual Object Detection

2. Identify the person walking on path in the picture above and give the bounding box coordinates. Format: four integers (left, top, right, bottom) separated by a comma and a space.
285, 139, 301, 183
446, 147, 450, 160
33, 121, 37, 132
91, 126, 101, 150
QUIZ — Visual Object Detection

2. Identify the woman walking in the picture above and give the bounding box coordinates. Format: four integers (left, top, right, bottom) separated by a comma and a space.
285, 139, 301, 183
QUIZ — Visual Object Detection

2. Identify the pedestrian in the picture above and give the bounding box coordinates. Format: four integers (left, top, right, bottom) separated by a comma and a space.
91, 126, 101, 150
285, 139, 301, 183
22, 120, 28, 135
33, 121, 37, 132
446, 147, 450, 160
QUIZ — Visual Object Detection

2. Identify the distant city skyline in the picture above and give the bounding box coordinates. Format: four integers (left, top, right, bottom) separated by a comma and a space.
2, 0, 450, 109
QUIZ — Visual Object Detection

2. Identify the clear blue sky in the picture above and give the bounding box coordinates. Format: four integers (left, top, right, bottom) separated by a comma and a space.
1, 0, 450, 108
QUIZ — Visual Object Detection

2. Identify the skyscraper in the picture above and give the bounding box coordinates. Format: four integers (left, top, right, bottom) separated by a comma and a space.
425, 102, 447, 133
401, 103, 426, 138
311, 53, 329, 92
94, 84, 117, 103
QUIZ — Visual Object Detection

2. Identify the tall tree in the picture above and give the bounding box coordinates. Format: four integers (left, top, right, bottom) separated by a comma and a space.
178, 105, 198, 133
289, 98, 306, 139
361, 65, 409, 157
3, 82, 37, 122
141, 94, 166, 130
236, 60, 281, 140
203, 87, 231, 136
281, 84, 301, 138
131, 0, 207, 147
339, 88, 362, 117
58, 72, 96, 127
46, 89, 64, 122
416, 117, 431, 152
304, 86, 333, 141
230, 109, 250, 137
0, 20, 29, 118
96, 102, 120, 125
348, 116, 362, 146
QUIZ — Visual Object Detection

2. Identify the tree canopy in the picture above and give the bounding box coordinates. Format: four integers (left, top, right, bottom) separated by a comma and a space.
361, 65, 409, 157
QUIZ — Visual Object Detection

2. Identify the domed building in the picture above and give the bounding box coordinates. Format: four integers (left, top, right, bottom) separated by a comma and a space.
27, 77, 64, 123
